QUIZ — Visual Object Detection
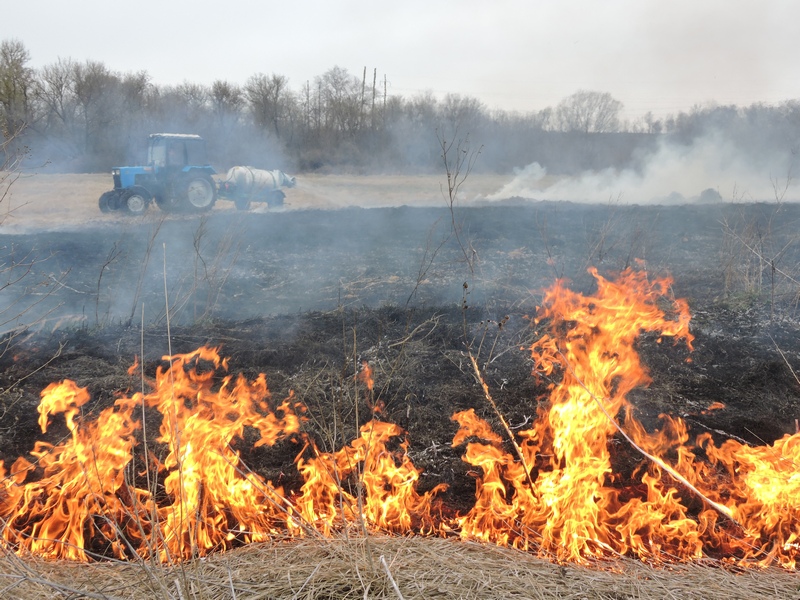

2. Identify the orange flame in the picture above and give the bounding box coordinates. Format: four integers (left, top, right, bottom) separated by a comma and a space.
452, 268, 800, 568
1, 347, 303, 562
1, 268, 800, 569
702, 401, 726, 414
294, 419, 444, 536
358, 361, 374, 392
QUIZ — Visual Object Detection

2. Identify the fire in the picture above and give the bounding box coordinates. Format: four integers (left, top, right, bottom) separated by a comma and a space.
454, 267, 700, 561
358, 360, 374, 391
294, 419, 444, 536
452, 268, 800, 568
0, 346, 439, 562
1, 347, 304, 561
1, 267, 799, 568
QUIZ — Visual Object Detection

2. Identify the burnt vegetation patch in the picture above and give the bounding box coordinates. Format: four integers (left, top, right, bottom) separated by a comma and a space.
1, 201, 799, 512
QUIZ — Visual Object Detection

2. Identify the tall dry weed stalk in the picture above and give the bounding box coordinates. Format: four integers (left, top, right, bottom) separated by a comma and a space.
437, 128, 481, 276
156, 216, 243, 325
719, 193, 800, 318
127, 215, 165, 326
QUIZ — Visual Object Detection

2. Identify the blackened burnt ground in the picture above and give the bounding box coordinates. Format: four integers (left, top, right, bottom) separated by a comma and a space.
1, 200, 800, 522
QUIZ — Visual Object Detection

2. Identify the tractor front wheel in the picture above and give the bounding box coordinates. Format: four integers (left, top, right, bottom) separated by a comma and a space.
123, 186, 151, 215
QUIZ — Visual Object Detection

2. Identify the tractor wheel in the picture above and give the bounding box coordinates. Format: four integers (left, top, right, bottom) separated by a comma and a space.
98, 191, 116, 213
123, 186, 151, 215
234, 196, 251, 211
183, 173, 216, 211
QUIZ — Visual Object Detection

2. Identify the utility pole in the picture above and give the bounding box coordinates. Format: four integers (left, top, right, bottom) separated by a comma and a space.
371, 68, 377, 129
317, 80, 322, 132
304, 80, 311, 131
360, 66, 366, 130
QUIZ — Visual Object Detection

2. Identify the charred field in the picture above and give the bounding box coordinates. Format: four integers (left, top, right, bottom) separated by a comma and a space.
1, 196, 800, 598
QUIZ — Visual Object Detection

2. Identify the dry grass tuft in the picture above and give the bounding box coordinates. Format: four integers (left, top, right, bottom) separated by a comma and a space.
1, 536, 798, 599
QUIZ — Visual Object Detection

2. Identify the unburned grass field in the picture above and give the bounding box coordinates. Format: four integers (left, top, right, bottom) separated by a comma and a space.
2, 172, 515, 231
1, 173, 800, 598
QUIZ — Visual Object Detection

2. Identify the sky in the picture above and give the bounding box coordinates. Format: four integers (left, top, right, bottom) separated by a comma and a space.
4, 0, 800, 121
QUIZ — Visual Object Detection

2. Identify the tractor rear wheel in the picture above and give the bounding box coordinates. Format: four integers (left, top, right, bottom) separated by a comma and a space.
123, 186, 151, 215
183, 174, 216, 211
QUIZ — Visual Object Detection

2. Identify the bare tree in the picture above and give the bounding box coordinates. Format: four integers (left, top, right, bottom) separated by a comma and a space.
120, 70, 150, 115
35, 57, 78, 139
315, 66, 361, 134
210, 80, 244, 127
245, 73, 291, 138
0, 126, 24, 214
32, 59, 148, 165
176, 81, 210, 117
440, 93, 486, 138
0, 39, 34, 135
72, 60, 121, 155
555, 90, 623, 133
407, 91, 438, 125
643, 111, 662, 134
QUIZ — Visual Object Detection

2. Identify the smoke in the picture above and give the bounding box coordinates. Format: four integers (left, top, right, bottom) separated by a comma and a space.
488, 130, 800, 204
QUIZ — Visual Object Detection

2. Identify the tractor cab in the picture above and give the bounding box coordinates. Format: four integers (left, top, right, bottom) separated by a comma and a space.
148, 134, 210, 170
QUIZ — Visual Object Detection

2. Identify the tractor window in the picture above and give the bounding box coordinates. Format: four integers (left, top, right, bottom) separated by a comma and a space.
149, 139, 167, 167
167, 142, 186, 167
185, 140, 208, 166
147, 137, 206, 168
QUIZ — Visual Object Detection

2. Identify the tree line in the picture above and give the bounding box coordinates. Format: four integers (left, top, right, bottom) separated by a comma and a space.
1, 38, 799, 175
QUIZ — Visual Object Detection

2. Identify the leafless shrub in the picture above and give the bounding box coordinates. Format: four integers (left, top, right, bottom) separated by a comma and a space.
0, 137, 25, 221
720, 210, 764, 302
0, 126, 66, 354
0, 127, 71, 450
719, 178, 800, 317
94, 241, 122, 326
151, 215, 244, 325
535, 210, 564, 280
126, 215, 165, 326
437, 128, 481, 276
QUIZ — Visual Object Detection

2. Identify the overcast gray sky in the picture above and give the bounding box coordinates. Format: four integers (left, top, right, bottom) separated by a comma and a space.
5, 0, 799, 120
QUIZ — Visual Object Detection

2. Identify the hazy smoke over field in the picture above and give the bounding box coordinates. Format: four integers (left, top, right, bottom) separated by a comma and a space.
488, 131, 800, 204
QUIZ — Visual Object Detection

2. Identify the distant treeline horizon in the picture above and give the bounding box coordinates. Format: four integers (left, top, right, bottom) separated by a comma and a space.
1, 39, 799, 177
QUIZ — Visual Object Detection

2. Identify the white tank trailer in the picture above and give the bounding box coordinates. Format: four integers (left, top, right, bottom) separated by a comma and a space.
218, 166, 297, 210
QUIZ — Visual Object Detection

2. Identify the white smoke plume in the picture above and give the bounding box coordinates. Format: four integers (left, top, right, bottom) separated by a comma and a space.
488, 131, 800, 204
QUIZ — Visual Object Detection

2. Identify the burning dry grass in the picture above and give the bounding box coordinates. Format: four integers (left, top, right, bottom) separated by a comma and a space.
3, 269, 800, 570
2, 264, 800, 595
2, 536, 798, 600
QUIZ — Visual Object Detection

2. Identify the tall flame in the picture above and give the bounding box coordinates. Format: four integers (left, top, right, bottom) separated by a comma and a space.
453, 268, 799, 568
1, 347, 304, 561
1, 268, 799, 568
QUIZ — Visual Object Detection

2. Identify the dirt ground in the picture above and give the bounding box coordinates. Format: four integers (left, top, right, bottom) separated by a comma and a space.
1, 173, 800, 584
1, 171, 520, 232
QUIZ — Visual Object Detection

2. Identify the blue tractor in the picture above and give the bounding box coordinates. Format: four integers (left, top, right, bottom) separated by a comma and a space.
98, 133, 217, 214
